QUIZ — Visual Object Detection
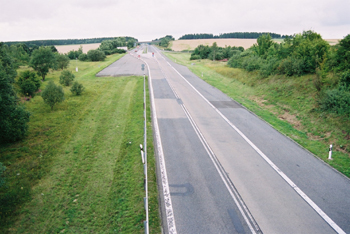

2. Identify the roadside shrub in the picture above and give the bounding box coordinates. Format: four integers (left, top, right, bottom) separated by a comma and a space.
41, 81, 65, 110
190, 55, 201, 60
319, 87, 350, 116
87, 49, 106, 61
111, 48, 126, 54
277, 57, 304, 76
59, 70, 75, 86
78, 53, 88, 61
227, 51, 243, 68
17, 70, 41, 96
339, 70, 350, 88
259, 57, 279, 78
215, 52, 224, 60
70, 81, 85, 95
241, 55, 262, 72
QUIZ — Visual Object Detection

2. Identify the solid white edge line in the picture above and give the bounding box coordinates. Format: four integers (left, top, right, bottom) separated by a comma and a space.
139, 52, 177, 234
177, 96, 257, 234
161, 57, 258, 233
158, 50, 346, 234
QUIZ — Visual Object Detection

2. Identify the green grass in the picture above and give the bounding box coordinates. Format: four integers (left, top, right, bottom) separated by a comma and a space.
165, 52, 350, 178
0, 54, 160, 233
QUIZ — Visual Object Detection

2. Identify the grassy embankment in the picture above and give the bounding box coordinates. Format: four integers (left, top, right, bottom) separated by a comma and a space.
164, 52, 350, 178
0, 54, 160, 233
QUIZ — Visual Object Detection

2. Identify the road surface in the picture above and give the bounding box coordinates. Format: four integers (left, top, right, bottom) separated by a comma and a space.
99, 45, 350, 234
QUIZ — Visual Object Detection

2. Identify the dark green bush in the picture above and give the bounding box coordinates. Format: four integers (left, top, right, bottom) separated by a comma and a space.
259, 57, 279, 78
78, 53, 88, 61
339, 70, 350, 88
59, 70, 75, 86
17, 71, 41, 96
319, 87, 350, 116
41, 81, 65, 110
241, 55, 262, 72
0, 43, 30, 143
87, 49, 106, 61
0, 163, 5, 188
70, 81, 85, 95
190, 55, 201, 60
277, 57, 304, 76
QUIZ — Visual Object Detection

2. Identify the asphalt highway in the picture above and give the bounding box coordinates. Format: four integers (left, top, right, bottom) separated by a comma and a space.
99, 45, 350, 234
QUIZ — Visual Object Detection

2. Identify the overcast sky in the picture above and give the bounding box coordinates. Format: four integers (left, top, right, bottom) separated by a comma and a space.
0, 0, 349, 42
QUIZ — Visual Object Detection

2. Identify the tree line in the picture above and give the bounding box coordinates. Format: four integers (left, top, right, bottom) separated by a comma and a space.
152, 35, 175, 48
179, 32, 289, 40
4, 37, 137, 47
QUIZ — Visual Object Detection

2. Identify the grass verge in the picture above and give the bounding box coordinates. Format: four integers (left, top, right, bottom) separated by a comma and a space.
0, 54, 160, 233
164, 52, 350, 178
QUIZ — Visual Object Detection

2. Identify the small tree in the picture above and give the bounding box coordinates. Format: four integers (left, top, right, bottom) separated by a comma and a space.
59, 70, 75, 86
55, 53, 70, 70
17, 70, 41, 96
211, 42, 218, 61
41, 81, 65, 110
70, 81, 85, 95
30, 47, 56, 81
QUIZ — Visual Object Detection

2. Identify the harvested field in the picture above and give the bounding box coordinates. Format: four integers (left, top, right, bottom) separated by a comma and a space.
325, 39, 340, 45
170, 39, 257, 51
55, 43, 101, 54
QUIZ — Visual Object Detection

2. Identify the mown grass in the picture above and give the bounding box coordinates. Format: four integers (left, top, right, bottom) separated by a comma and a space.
165, 52, 350, 178
0, 54, 160, 233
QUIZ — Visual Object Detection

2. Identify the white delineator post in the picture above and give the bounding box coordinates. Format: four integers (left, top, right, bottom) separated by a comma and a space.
328, 144, 333, 160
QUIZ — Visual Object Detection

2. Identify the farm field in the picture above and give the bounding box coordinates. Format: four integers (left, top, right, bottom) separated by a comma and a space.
170, 38, 257, 51
170, 38, 341, 51
55, 43, 101, 54
0, 54, 160, 233
164, 52, 350, 178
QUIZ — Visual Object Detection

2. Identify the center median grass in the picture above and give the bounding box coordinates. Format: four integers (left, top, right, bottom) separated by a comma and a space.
164, 52, 350, 178
0, 54, 160, 233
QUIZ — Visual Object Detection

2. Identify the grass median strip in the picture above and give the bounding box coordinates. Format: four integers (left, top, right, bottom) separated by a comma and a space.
164, 52, 350, 178
0, 54, 160, 233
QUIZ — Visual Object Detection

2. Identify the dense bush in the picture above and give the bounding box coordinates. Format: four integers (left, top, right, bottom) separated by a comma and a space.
87, 49, 106, 61
227, 31, 330, 77
70, 81, 85, 95
78, 53, 88, 61
17, 71, 41, 96
59, 70, 75, 86
67, 47, 83, 59
0, 43, 30, 143
191, 44, 244, 61
319, 87, 350, 115
41, 81, 65, 110
190, 55, 201, 60
0, 163, 5, 188
277, 57, 304, 76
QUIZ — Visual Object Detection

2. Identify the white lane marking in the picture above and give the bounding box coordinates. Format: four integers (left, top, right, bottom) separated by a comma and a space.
140, 54, 177, 234
157, 50, 346, 234
166, 80, 259, 234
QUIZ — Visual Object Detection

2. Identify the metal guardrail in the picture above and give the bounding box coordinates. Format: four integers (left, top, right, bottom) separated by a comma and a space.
140, 67, 149, 234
